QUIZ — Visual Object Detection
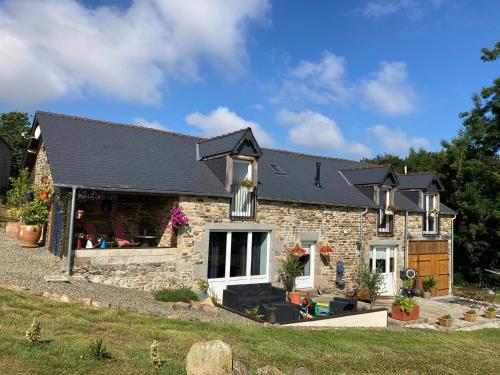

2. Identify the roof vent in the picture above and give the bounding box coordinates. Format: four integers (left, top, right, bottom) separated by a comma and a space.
315, 162, 322, 188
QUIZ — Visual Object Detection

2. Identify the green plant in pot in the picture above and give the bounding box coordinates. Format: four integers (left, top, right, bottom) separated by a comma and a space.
484, 306, 497, 319
463, 309, 478, 322
392, 295, 419, 321
19, 199, 49, 248
280, 247, 306, 304
422, 275, 437, 298
5, 168, 32, 239
401, 278, 416, 297
358, 266, 385, 310
196, 279, 209, 300
438, 313, 454, 327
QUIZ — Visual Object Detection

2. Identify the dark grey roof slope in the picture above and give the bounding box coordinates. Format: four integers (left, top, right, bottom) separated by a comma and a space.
394, 192, 423, 212
440, 202, 456, 215
341, 166, 399, 186
35, 112, 229, 197
397, 173, 444, 191
197, 128, 262, 159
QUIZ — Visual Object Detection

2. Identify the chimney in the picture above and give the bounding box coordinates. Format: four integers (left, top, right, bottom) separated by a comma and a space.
404, 165, 408, 175
315, 162, 322, 188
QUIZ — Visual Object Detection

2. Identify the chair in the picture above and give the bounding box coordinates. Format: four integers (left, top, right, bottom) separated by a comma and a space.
111, 223, 141, 248
82, 222, 100, 247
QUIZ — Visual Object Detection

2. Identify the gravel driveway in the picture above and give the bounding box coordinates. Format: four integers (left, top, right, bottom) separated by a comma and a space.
0, 232, 255, 324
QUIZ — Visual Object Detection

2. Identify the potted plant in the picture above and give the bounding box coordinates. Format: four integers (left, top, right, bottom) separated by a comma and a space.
5, 169, 32, 239
319, 245, 332, 265
33, 177, 54, 201
196, 279, 209, 300
280, 246, 306, 304
464, 309, 478, 322
401, 278, 415, 297
358, 266, 385, 309
422, 275, 437, 298
19, 199, 49, 247
385, 204, 396, 215
438, 314, 454, 327
484, 307, 497, 319
239, 178, 253, 189
392, 295, 419, 321
430, 207, 439, 217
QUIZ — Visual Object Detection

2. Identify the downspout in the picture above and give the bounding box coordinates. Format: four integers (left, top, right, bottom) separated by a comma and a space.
404, 210, 408, 269
358, 207, 369, 270
65, 186, 77, 275
451, 214, 457, 291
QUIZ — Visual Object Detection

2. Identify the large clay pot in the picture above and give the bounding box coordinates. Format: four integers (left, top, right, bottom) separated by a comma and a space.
19, 225, 42, 247
6, 221, 20, 239
438, 317, 453, 327
391, 304, 420, 321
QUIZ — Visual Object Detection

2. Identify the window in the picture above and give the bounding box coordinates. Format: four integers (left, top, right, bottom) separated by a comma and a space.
268, 163, 287, 175
208, 231, 269, 280
378, 208, 393, 234
423, 193, 438, 234
231, 160, 256, 219
233, 160, 252, 184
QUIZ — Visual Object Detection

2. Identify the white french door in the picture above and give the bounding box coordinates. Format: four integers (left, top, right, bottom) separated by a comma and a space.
207, 231, 269, 298
294, 242, 315, 290
370, 246, 396, 295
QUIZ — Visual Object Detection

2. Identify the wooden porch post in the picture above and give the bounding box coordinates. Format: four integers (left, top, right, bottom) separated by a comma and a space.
65, 186, 77, 275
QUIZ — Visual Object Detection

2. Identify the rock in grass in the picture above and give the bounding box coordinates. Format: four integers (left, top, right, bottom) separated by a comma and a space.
186, 340, 232, 375
293, 367, 313, 375
233, 359, 250, 375
256, 365, 286, 375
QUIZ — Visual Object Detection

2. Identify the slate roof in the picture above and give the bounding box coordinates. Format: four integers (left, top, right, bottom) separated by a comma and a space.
397, 173, 444, 191
394, 191, 423, 212
340, 166, 399, 186
197, 128, 261, 159
31, 111, 455, 213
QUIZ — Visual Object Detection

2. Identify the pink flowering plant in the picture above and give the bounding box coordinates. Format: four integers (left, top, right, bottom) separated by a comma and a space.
170, 206, 190, 231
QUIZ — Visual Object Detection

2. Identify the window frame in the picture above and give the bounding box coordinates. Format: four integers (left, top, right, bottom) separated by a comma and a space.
423, 193, 439, 235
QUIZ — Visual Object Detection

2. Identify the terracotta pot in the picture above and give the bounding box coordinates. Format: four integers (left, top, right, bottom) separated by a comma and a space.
289, 291, 302, 305
357, 288, 370, 302
484, 310, 497, 319
438, 317, 453, 327
464, 312, 478, 322
19, 224, 42, 247
391, 304, 420, 321
39, 191, 49, 201
6, 221, 20, 239
423, 291, 432, 299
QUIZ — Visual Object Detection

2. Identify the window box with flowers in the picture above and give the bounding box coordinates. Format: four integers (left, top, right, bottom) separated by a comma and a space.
319, 245, 332, 265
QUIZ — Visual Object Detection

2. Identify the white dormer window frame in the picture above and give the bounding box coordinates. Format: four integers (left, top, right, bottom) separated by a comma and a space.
423, 193, 439, 234
376, 186, 394, 234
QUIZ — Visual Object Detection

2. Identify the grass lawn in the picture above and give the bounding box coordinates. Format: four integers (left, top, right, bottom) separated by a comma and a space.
0, 288, 498, 374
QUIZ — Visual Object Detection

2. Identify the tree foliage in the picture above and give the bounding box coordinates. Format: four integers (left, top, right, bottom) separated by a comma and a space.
364, 42, 500, 284
0, 112, 31, 177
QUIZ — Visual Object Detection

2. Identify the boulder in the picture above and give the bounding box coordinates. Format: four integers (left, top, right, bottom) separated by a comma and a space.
293, 368, 313, 375
233, 359, 250, 375
186, 340, 232, 375
81, 297, 92, 306
256, 365, 286, 375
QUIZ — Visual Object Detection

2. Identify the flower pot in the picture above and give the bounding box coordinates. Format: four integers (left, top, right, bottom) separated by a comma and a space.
6, 221, 20, 239
39, 191, 49, 201
423, 291, 432, 299
438, 317, 453, 327
391, 304, 420, 321
484, 310, 497, 319
357, 288, 370, 302
464, 312, 478, 322
289, 291, 302, 305
19, 224, 42, 247
77, 209, 85, 219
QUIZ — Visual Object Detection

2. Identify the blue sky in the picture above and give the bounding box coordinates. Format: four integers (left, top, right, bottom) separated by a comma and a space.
0, 0, 498, 159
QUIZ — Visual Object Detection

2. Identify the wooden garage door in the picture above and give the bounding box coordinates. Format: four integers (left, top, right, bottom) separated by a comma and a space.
409, 240, 449, 296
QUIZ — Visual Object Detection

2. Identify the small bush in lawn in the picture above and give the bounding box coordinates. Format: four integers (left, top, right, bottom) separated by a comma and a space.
87, 337, 111, 360
154, 288, 198, 302
150, 340, 163, 369
25, 318, 41, 344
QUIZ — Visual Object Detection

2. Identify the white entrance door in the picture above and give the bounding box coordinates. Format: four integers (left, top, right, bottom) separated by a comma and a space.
295, 242, 315, 290
207, 231, 269, 300
370, 246, 395, 295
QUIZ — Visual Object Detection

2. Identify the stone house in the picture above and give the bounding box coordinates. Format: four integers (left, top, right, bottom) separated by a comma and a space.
24, 111, 456, 297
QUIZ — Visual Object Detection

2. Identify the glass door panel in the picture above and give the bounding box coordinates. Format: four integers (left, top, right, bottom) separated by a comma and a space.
251, 232, 267, 276
230, 232, 247, 277
207, 232, 227, 279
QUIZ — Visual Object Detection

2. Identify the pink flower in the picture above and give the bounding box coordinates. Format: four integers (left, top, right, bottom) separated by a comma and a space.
170, 206, 189, 230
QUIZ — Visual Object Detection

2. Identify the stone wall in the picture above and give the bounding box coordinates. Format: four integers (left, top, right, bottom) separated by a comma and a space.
32, 144, 53, 186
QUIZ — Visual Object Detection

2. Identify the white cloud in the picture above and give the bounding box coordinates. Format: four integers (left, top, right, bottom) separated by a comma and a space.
185, 106, 274, 146
362, 61, 416, 115
132, 117, 168, 131
272, 51, 353, 105
360, 0, 446, 18
0, 0, 269, 107
367, 124, 430, 153
277, 110, 371, 157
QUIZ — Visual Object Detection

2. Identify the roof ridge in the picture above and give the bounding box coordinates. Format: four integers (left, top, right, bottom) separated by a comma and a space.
397, 171, 436, 176
197, 127, 250, 144
35, 110, 204, 141
261, 147, 366, 164
340, 165, 391, 172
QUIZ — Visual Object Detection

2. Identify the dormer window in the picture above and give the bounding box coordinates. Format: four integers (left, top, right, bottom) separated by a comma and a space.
230, 158, 256, 220
423, 193, 439, 234
377, 187, 394, 234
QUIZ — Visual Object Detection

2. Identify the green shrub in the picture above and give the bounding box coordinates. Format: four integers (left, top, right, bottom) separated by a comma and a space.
245, 306, 264, 320
154, 288, 198, 302
402, 278, 414, 289
441, 314, 452, 320
25, 318, 41, 344
486, 306, 497, 312
422, 275, 437, 291
466, 309, 477, 315
393, 295, 417, 314
359, 265, 385, 309
150, 340, 163, 369
86, 337, 111, 360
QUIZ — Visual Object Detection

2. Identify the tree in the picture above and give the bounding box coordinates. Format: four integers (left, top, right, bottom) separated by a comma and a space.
0, 112, 31, 177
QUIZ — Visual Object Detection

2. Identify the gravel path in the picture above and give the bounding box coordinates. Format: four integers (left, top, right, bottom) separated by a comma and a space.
0, 232, 255, 324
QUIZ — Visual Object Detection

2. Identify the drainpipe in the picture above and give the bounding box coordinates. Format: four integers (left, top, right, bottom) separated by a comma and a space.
358, 207, 369, 268
66, 186, 77, 275
451, 214, 457, 291
404, 210, 408, 269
